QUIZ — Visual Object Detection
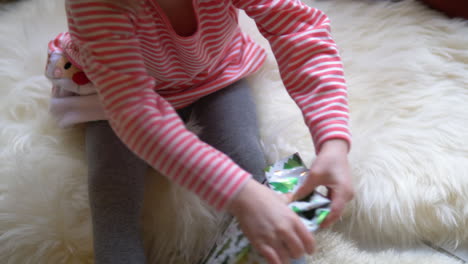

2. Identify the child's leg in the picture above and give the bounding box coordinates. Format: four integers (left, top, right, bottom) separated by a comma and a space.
192, 79, 267, 184
85, 120, 149, 264
192, 80, 307, 264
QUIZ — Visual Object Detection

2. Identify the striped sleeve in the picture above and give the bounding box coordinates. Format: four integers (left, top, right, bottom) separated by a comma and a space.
232, 0, 351, 152
66, 0, 251, 210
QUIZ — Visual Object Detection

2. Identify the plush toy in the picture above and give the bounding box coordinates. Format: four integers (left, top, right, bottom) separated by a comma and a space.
45, 49, 106, 128
45, 52, 96, 97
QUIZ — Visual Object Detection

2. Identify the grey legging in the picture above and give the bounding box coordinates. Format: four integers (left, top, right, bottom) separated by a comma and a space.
85, 79, 268, 263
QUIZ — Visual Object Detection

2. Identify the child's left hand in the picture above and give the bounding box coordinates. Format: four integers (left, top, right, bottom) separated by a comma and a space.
293, 139, 354, 228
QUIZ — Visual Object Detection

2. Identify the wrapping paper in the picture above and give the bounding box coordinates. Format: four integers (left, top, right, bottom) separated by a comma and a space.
199, 153, 331, 264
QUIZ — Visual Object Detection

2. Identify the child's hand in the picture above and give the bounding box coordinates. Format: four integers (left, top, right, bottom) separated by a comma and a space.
227, 179, 315, 264
293, 139, 354, 228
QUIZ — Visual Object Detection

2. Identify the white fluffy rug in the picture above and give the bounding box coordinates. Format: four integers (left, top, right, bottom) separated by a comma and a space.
1, 0, 467, 263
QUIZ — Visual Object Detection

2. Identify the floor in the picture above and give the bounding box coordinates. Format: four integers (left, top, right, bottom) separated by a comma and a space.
434, 242, 468, 263
357, 238, 468, 263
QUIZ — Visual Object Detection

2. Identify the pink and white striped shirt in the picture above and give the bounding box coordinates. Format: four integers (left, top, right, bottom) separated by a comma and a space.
58, 0, 351, 210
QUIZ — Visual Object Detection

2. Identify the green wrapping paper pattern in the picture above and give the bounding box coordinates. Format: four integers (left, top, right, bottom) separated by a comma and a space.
200, 153, 331, 264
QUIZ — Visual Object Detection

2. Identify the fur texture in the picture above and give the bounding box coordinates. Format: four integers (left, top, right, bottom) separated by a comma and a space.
243, 0, 468, 247
0, 0, 467, 263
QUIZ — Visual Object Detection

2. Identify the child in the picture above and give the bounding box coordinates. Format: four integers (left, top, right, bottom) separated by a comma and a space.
45, 0, 353, 263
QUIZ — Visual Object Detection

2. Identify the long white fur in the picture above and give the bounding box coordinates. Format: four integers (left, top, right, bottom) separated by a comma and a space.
0, 0, 467, 263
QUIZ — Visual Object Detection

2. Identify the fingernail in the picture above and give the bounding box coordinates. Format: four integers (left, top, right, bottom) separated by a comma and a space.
308, 245, 315, 255
292, 193, 298, 201
290, 256, 306, 264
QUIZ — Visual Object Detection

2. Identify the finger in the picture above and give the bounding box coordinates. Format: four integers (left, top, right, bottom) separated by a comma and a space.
283, 192, 294, 203
279, 192, 294, 204
292, 175, 319, 201
272, 241, 290, 264
256, 243, 282, 264
294, 218, 315, 254
281, 223, 306, 259
320, 188, 347, 228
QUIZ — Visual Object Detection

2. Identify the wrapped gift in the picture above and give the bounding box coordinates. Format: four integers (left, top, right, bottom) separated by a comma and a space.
199, 153, 331, 264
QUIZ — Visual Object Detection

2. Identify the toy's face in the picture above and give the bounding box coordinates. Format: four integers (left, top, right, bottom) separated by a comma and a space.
55, 56, 78, 77
50, 55, 90, 85
45, 52, 95, 96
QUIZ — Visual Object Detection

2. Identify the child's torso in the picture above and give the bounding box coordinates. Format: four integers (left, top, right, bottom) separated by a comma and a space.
134, 0, 241, 87
154, 0, 198, 37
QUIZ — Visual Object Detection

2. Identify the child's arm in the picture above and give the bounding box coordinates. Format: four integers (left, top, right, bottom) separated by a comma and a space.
232, 0, 351, 151
232, 0, 354, 224
65, 0, 252, 210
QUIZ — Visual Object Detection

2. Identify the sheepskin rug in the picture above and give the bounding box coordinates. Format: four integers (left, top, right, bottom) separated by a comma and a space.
0, 0, 467, 263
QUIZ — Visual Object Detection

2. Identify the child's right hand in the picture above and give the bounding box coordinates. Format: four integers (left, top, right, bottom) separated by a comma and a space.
226, 179, 315, 264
